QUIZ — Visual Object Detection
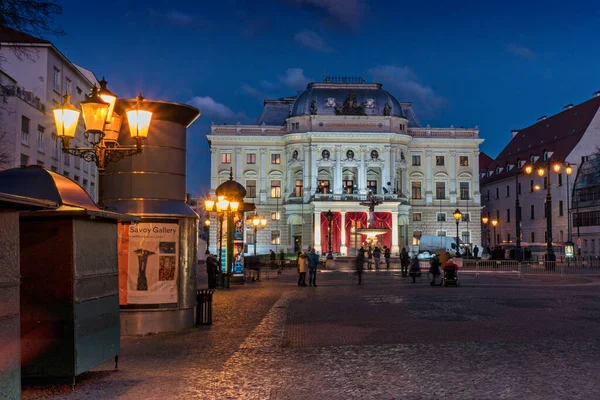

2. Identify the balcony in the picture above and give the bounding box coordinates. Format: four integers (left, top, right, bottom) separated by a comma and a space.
286, 192, 408, 204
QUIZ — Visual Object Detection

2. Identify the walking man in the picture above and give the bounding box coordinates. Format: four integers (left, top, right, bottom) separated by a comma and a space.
356, 247, 365, 285
473, 245, 480, 259
400, 247, 410, 277
373, 246, 382, 270
206, 252, 218, 289
383, 246, 391, 269
308, 247, 319, 286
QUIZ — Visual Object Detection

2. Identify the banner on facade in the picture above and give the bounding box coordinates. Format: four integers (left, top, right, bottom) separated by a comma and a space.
119, 222, 179, 304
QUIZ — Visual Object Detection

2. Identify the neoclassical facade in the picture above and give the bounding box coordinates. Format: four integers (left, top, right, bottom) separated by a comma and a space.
206, 79, 483, 256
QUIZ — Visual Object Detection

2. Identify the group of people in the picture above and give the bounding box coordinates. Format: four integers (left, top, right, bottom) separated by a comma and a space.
361, 245, 392, 270
296, 247, 320, 287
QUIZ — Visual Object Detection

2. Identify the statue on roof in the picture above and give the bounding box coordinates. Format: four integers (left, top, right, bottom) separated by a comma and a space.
335, 92, 366, 116
309, 100, 317, 115
383, 101, 392, 116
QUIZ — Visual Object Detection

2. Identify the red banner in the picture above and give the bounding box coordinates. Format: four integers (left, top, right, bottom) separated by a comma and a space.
344, 212, 368, 249
373, 212, 392, 248
320, 212, 342, 254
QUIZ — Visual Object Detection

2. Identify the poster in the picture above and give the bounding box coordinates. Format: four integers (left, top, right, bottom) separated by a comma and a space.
126, 222, 179, 304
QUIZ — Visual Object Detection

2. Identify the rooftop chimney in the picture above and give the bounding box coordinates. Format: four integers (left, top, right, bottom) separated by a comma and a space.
563, 104, 574, 110
511, 129, 519, 138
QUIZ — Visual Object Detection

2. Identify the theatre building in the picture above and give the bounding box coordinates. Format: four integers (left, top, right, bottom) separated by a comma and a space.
206, 77, 483, 255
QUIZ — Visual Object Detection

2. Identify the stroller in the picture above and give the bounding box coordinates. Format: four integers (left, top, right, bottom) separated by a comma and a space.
442, 264, 460, 287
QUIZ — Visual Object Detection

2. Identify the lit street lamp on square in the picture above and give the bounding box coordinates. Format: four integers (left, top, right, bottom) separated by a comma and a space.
326, 210, 334, 259
453, 208, 462, 257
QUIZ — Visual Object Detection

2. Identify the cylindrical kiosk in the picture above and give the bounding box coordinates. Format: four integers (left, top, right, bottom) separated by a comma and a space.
104, 99, 200, 335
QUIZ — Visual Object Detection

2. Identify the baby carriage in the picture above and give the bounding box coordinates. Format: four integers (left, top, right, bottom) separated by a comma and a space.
442, 263, 460, 287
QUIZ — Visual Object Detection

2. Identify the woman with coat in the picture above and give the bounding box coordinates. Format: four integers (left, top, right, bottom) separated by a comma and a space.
355, 247, 365, 285
400, 248, 410, 277
409, 255, 421, 283
297, 251, 308, 287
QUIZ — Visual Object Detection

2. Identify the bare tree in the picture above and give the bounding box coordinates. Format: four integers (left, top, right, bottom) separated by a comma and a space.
0, 126, 13, 168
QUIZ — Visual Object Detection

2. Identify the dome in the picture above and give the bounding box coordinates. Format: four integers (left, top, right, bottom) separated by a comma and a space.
215, 169, 247, 200
290, 82, 405, 118
0, 166, 99, 210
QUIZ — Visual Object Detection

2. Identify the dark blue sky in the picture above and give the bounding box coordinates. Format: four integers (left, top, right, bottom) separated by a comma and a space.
52, 0, 600, 196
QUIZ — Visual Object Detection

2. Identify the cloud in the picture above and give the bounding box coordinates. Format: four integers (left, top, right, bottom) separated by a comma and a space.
288, 0, 365, 29
368, 65, 446, 114
279, 68, 312, 91
166, 11, 193, 27
506, 44, 537, 60
240, 84, 267, 99
188, 96, 249, 122
294, 30, 335, 53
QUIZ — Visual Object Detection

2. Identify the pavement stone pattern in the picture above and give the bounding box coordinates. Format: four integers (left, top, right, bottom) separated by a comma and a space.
21, 269, 600, 399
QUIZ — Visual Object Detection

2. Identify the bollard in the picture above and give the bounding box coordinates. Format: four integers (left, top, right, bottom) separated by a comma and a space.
196, 289, 215, 325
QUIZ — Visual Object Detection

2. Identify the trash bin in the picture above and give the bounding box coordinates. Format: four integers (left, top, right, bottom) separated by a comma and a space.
196, 290, 214, 325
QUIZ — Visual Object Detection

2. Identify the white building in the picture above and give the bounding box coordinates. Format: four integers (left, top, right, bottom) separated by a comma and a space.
480, 91, 600, 258
0, 27, 98, 201
206, 77, 483, 256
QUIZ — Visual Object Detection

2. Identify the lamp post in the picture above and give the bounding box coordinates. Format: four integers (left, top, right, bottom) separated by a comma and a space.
514, 158, 522, 261
491, 218, 498, 246
565, 163, 575, 260
453, 208, 462, 258
204, 219, 211, 254
325, 210, 334, 260
246, 214, 267, 256
481, 216, 489, 248
53, 79, 152, 207
525, 160, 571, 263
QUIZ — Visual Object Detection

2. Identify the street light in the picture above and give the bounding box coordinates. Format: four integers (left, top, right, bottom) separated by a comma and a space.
565, 163, 574, 259
482, 216, 490, 249
325, 210, 334, 260
453, 208, 462, 257
491, 218, 498, 246
246, 214, 267, 255
53, 80, 153, 207
204, 219, 211, 254
513, 158, 522, 261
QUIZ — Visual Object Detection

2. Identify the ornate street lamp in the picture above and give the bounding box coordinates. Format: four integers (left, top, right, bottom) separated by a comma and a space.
53, 80, 152, 207
565, 163, 574, 258
204, 219, 211, 254
453, 208, 462, 257
491, 218, 498, 246
246, 214, 267, 256
482, 216, 489, 248
514, 158, 523, 261
325, 210, 334, 260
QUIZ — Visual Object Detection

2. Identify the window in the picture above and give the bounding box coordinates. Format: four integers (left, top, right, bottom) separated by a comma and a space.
64, 153, 70, 165
271, 230, 281, 245
435, 182, 446, 199
435, 156, 445, 166
506, 185, 510, 197
559, 201, 564, 216
495, 187, 499, 199
74, 175, 80, 183
530, 204, 535, 219
90, 181, 95, 193
412, 155, 421, 166
518, 182, 522, 195
462, 231, 471, 244
20, 153, 29, 166
367, 180, 377, 194
343, 179, 354, 194
247, 153, 256, 164
76, 86, 82, 97
411, 181, 422, 200
271, 212, 280, 221
221, 153, 231, 164
459, 156, 469, 166
531, 232, 535, 242
247, 231, 255, 245
83, 160, 89, 173
436, 212, 446, 222
318, 180, 330, 194
506, 209, 510, 222
271, 154, 280, 164
413, 213, 422, 221
53, 67, 60, 92
21, 116, 30, 144
37, 125, 45, 151
461, 213, 470, 222
63, 171, 69, 177
460, 182, 470, 200
83, 178, 88, 190
37, 160, 44, 167
412, 231, 422, 245
51, 133, 59, 158
270, 180, 281, 198
295, 180, 303, 197
437, 231, 446, 237
530, 180, 534, 192
50, 165, 57, 172
559, 231, 564, 242
74, 156, 81, 170
65, 78, 72, 94
558, 173, 563, 186
246, 180, 256, 198
496, 210, 500, 221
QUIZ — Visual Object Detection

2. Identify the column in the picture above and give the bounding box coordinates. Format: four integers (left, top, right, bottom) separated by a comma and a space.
259, 148, 267, 203
285, 161, 292, 199
310, 145, 318, 196
449, 150, 457, 205
210, 148, 218, 194
425, 150, 433, 204
235, 148, 242, 181
340, 211, 347, 255
391, 211, 399, 254
390, 147, 397, 193
383, 145, 391, 193
303, 145, 311, 202
313, 211, 322, 253
334, 145, 342, 194
473, 150, 481, 205
359, 145, 367, 194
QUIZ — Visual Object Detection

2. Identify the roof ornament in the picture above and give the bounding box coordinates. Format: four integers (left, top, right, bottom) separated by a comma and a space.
323, 75, 366, 83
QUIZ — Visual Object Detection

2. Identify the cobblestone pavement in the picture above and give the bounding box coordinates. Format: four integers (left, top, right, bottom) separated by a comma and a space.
22, 269, 600, 399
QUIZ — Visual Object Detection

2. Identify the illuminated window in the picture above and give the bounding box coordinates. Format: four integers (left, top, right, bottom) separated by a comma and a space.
459, 156, 469, 166
412, 155, 421, 166
271, 154, 280, 164
246, 180, 256, 198
270, 180, 281, 198
247, 153, 256, 164
295, 180, 303, 197
413, 231, 422, 245
271, 230, 281, 245
271, 212, 280, 221
411, 181, 422, 199
221, 153, 231, 164
435, 156, 445, 166
413, 213, 422, 221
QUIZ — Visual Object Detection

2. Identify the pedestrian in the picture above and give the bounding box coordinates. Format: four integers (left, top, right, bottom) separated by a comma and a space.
473, 245, 479, 259
373, 246, 382, 270
269, 249, 276, 269
384, 246, 391, 269
356, 247, 365, 285
409, 255, 421, 283
367, 245, 373, 270
206, 252, 218, 289
308, 247, 319, 286
296, 251, 308, 287
278, 248, 285, 273
400, 247, 410, 277
429, 254, 441, 286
